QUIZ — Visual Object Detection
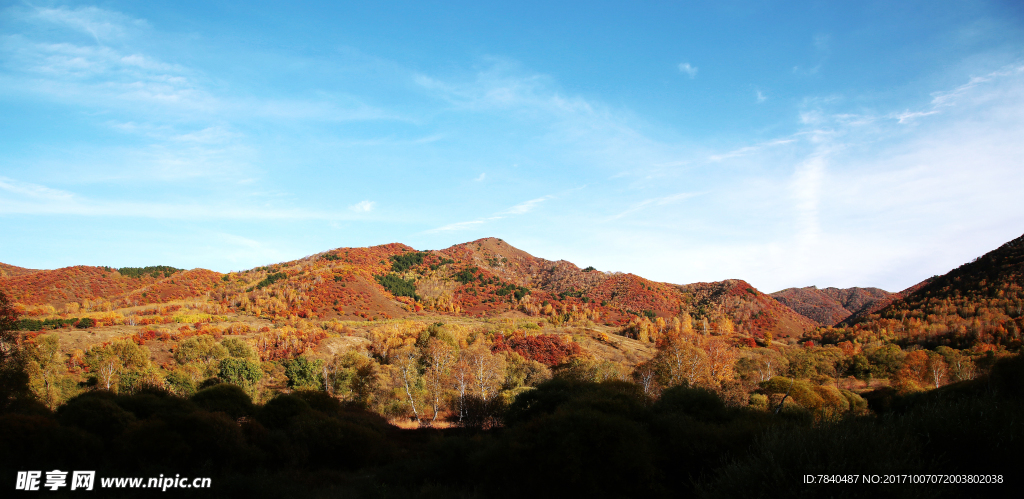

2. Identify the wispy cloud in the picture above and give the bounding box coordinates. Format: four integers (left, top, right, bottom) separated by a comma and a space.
2, 6, 398, 122
29, 5, 148, 43
812, 34, 830, 53
708, 138, 795, 162
582, 61, 1024, 292
0, 177, 352, 221
424, 196, 552, 234
500, 196, 550, 215
0, 177, 75, 201
608, 192, 701, 220
424, 220, 486, 233
929, 65, 1024, 107
412, 58, 683, 184
474, 173, 486, 182
792, 64, 821, 76
755, 89, 766, 103
895, 110, 939, 123
349, 201, 375, 213
413, 60, 597, 116
678, 62, 698, 78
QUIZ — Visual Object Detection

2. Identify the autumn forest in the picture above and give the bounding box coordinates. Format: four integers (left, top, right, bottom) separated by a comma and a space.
1, 235, 1022, 498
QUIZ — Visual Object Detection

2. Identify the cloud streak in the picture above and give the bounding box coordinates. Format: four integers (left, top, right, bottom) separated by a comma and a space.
0, 177, 357, 221
607, 192, 702, 220
424, 196, 552, 234
500, 196, 550, 215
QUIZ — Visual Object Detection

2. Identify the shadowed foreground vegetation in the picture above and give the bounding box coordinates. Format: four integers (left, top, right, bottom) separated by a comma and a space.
1, 355, 1021, 498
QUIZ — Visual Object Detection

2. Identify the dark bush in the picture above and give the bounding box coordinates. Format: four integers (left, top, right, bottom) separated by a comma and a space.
258, 394, 312, 429
57, 392, 136, 439
190, 384, 253, 419
494, 408, 659, 498
287, 411, 389, 469
653, 384, 727, 423
505, 378, 648, 426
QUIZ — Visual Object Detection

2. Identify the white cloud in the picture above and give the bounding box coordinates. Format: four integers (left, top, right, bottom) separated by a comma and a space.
423, 196, 553, 234
30, 5, 147, 43
1, 9, 398, 122
0, 176, 357, 221
895, 110, 939, 123
708, 138, 795, 162
568, 61, 1024, 292
349, 201, 375, 213
756, 90, 766, 103
799, 109, 825, 125
501, 196, 550, 215
608, 192, 701, 220
474, 173, 486, 181
411, 59, 686, 188
678, 62, 698, 78
793, 64, 821, 76
424, 220, 486, 233
813, 34, 830, 52
0, 177, 75, 201
170, 127, 241, 144
928, 66, 1024, 108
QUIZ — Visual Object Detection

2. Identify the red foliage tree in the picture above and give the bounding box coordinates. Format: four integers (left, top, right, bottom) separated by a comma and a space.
492, 332, 583, 366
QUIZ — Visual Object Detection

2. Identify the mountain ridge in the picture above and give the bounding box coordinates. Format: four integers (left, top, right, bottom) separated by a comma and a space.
770, 286, 892, 326
1, 237, 818, 338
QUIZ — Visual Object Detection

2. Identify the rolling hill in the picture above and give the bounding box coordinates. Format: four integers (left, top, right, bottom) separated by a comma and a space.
1, 237, 818, 339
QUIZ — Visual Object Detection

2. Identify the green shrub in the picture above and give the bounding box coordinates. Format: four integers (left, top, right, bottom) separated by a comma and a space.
390, 252, 426, 272
375, 273, 418, 299
254, 271, 287, 290
221, 337, 256, 359
117, 266, 181, 279
165, 369, 197, 397
219, 358, 263, 388
285, 357, 323, 390
454, 267, 478, 284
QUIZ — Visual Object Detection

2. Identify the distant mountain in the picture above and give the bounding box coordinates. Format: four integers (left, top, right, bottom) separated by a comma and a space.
837, 280, 931, 326
1, 237, 818, 338
770, 286, 892, 326
806, 232, 1024, 350
681, 280, 818, 337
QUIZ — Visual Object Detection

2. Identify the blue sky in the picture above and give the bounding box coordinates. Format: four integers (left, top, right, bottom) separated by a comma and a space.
2, 1, 1023, 293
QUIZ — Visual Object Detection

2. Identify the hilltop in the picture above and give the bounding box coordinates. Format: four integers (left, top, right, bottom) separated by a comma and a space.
770, 286, 892, 326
